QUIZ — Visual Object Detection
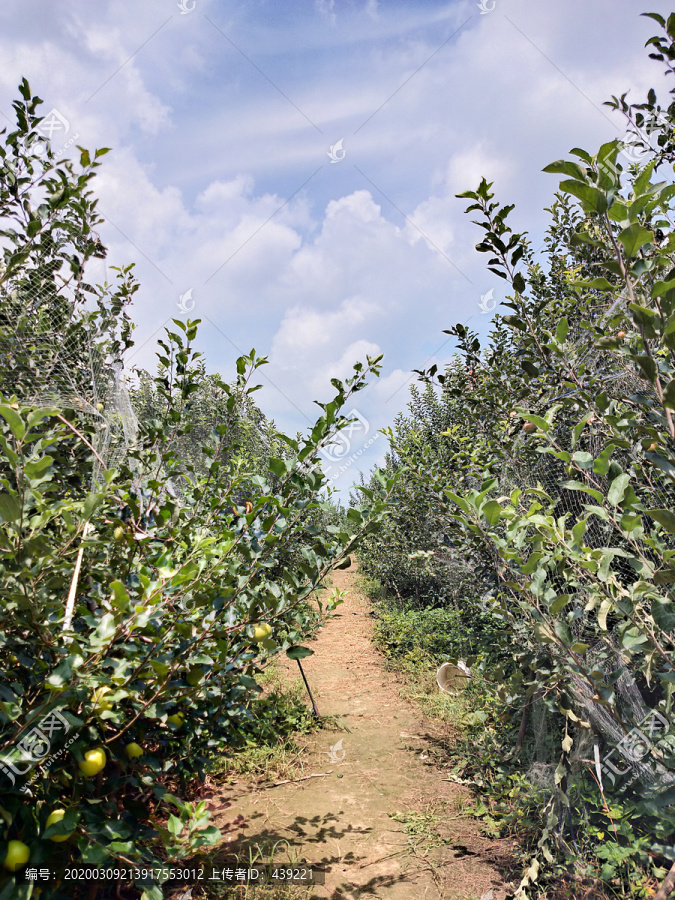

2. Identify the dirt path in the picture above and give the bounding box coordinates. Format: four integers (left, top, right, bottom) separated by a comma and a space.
210, 562, 514, 899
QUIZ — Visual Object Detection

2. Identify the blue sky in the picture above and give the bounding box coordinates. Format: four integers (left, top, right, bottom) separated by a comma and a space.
3, 0, 673, 493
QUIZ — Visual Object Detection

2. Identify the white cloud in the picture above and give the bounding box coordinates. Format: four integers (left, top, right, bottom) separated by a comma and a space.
369, 367, 412, 404
316, 0, 337, 27
270, 297, 381, 398
365, 0, 380, 22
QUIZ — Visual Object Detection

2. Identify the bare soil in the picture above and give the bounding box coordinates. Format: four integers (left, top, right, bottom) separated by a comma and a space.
208, 561, 516, 899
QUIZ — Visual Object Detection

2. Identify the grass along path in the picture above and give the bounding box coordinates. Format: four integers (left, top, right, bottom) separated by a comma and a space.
203, 560, 514, 899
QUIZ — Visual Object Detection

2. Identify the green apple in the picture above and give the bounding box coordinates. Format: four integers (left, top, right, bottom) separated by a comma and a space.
125, 742, 143, 759
186, 667, 204, 686
45, 809, 72, 842
78, 747, 106, 777
2, 840, 30, 871
167, 712, 185, 728
92, 686, 113, 713
251, 623, 272, 643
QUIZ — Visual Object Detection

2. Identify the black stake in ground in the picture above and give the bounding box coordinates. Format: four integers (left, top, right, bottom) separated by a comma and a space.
296, 659, 320, 718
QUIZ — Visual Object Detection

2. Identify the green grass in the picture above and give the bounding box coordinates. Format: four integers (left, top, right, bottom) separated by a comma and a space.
389, 803, 455, 855
356, 574, 479, 728
209, 668, 320, 783
385, 646, 474, 725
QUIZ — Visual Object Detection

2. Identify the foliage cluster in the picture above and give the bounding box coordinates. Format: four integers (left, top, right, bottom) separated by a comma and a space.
0, 82, 393, 899
359, 12, 675, 897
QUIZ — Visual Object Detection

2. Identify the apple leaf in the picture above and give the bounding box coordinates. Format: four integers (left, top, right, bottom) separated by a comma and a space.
286, 646, 314, 660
